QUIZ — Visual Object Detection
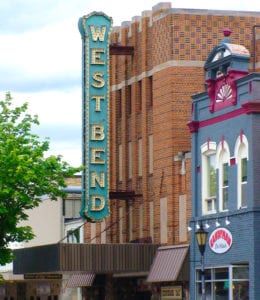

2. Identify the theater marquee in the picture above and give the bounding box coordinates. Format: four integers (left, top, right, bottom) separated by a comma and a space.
78, 12, 112, 221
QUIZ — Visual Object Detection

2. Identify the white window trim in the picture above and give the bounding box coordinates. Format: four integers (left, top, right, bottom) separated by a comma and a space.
201, 141, 217, 215
216, 141, 230, 212
234, 134, 249, 209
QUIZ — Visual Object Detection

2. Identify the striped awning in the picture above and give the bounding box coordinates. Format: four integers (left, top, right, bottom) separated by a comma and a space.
147, 244, 189, 282
66, 273, 95, 288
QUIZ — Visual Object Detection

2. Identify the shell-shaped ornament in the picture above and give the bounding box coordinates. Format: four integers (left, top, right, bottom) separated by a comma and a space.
216, 83, 232, 103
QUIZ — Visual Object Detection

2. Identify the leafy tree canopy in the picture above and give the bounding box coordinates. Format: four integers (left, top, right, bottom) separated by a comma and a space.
0, 92, 81, 265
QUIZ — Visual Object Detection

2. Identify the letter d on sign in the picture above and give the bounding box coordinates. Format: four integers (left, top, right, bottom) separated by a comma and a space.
91, 195, 105, 211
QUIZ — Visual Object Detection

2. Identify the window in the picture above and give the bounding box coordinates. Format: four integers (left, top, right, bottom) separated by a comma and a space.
129, 204, 134, 241
216, 141, 230, 211
138, 138, 142, 176
241, 158, 247, 206
222, 163, 229, 209
118, 144, 122, 181
126, 85, 132, 115
64, 198, 81, 218
149, 135, 153, 174
149, 201, 154, 242
119, 206, 123, 243
117, 89, 122, 118
196, 265, 249, 300
67, 228, 80, 243
139, 204, 143, 238
90, 222, 96, 243
101, 220, 106, 243
201, 142, 217, 214
128, 141, 132, 179
137, 80, 142, 111
235, 134, 249, 209
148, 76, 153, 107
160, 197, 168, 244
179, 195, 187, 242
207, 154, 217, 200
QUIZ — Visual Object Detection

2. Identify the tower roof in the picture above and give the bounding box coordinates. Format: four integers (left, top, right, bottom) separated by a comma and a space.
204, 29, 250, 79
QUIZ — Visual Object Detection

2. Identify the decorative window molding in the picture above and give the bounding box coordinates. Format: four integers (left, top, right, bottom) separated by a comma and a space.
234, 134, 249, 209
216, 140, 230, 211
201, 141, 217, 215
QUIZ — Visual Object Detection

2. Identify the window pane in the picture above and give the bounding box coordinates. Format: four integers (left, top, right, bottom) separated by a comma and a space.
223, 163, 228, 185
196, 282, 211, 299
233, 266, 249, 279
207, 198, 214, 211
214, 281, 229, 300
241, 158, 247, 182
214, 268, 228, 280
241, 183, 247, 207
233, 281, 249, 300
196, 269, 211, 281
208, 155, 216, 197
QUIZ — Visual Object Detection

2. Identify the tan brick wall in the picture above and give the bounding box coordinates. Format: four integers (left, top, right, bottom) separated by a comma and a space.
83, 3, 260, 246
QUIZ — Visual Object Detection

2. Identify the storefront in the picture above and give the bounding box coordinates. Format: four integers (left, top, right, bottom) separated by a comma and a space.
147, 244, 190, 300
13, 243, 158, 299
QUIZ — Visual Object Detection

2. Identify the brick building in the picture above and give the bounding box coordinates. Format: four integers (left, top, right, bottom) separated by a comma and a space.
13, 3, 260, 300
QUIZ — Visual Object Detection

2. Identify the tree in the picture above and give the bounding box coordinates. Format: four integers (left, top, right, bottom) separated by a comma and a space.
0, 92, 81, 265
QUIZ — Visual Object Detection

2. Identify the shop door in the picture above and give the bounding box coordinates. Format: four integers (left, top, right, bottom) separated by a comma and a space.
17, 283, 26, 300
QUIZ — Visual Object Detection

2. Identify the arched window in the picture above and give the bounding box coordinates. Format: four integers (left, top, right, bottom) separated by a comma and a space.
216, 141, 230, 211
234, 134, 249, 208
201, 141, 217, 215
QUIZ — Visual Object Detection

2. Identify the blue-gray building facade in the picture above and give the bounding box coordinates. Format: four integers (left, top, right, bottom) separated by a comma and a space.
188, 31, 260, 299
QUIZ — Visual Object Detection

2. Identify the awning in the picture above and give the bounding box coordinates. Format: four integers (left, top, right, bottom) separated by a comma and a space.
13, 243, 158, 275
66, 273, 95, 288
147, 244, 189, 282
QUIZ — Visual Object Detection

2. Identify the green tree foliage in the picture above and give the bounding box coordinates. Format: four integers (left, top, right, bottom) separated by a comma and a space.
0, 92, 81, 265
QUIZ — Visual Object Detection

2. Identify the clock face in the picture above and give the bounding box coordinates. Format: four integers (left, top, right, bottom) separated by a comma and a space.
216, 83, 233, 103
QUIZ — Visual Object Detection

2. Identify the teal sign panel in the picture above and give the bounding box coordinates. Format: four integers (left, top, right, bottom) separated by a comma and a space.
78, 12, 112, 222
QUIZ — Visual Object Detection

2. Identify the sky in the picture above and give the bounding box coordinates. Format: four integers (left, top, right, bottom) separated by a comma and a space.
0, 0, 259, 168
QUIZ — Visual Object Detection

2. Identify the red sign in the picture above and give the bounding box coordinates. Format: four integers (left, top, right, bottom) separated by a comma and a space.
209, 227, 232, 254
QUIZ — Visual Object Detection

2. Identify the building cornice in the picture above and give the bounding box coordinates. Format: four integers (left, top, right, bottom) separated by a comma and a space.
188, 101, 260, 133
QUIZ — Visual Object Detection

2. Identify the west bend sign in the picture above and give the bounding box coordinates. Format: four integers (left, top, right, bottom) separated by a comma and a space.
78, 12, 112, 222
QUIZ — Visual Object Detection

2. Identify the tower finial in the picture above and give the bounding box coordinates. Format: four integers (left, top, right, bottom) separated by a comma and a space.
223, 28, 232, 37
222, 28, 232, 43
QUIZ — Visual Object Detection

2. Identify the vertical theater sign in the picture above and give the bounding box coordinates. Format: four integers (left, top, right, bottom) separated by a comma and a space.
78, 12, 112, 221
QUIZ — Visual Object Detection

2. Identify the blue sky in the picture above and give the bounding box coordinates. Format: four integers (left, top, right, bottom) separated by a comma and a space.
0, 0, 259, 167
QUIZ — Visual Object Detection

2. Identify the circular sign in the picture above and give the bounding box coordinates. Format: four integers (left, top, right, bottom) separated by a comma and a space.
209, 227, 232, 254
